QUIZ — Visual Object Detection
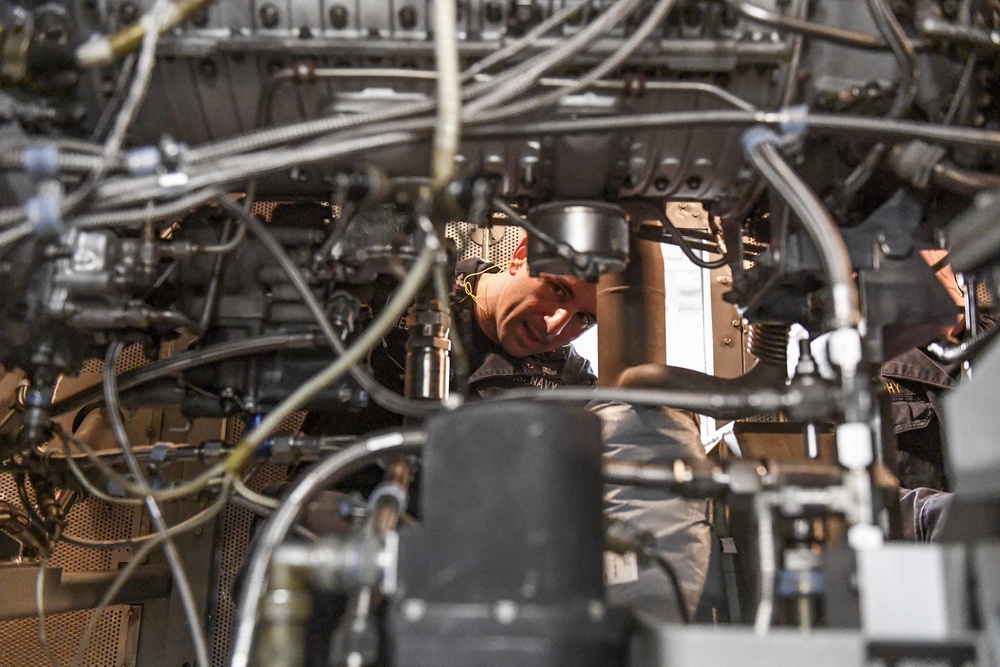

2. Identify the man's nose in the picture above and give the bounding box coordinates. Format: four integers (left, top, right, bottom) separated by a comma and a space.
544, 308, 572, 337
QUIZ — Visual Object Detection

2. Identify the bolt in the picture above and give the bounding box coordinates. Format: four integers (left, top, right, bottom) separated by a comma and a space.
654, 177, 670, 191
402, 599, 426, 622
259, 3, 280, 28
722, 337, 733, 346
399, 6, 418, 29
494, 600, 518, 625
485, 1, 503, 23
330, 5, 349, 29
686, 175, 703, 190
119, 1, 139, 24
717, 275, 731, 285
731, 319, 741, 328
193, 526, 203, 537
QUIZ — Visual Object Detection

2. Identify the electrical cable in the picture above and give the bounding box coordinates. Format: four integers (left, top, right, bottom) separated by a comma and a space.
90, 54, 138, 142
652, 554, 691, 625
233, 475, 279, 510
230, 428, 426, 667
229, 496, 318, 541
460, 2, 586, 81
470, 0, 678, 124
491, 198, 581, 264
466, 109, 1000, 149
60, 0, 173, 221
192, 216, 246, 254
36, 557, 62, 667
0, 223, 33, 253
103, 342, 210, 667
59, 491, 232, 550
215, 197, 441, 418
633, 200, 730, 270
70, 187, 225, 229
52, 332, 323, 417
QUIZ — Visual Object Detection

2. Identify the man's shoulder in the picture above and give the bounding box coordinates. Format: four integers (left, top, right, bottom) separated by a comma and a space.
535, 345, 597, 386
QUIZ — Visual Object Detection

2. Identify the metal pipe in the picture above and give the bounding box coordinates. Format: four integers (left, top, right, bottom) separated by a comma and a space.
597, 234, 666, 388
230, 429, 426, 667
743, 131, 859, 331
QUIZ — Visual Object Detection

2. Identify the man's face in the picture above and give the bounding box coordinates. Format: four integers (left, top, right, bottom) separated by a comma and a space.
483, 246, 598, 357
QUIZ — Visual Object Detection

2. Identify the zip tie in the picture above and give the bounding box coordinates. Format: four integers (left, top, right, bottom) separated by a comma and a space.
779, 104, 810, 136
741, 126, 781, 155
24, 191, 63, 237
125, 146, 161, 175
23, 145, 59, 178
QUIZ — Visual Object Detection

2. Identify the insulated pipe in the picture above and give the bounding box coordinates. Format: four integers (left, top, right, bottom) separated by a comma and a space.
596, 235, 666, 387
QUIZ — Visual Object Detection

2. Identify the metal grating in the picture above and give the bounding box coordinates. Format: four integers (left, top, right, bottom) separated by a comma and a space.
79, 342, 156, 375
0, 607, 131, 667
251, 200, 339, 222
210, 463, 289, 667
446, 220, 524, 265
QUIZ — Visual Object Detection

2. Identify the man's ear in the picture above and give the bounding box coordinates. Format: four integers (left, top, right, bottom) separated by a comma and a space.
509, 237, 529, 275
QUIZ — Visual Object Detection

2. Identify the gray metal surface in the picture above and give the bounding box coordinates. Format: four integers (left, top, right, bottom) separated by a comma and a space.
632, 622, 866, 667
0, 564, 171, 620
76, 0, 796, 203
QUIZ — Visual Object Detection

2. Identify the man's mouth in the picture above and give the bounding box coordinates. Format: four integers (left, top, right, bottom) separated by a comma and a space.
520, 321, 544, 348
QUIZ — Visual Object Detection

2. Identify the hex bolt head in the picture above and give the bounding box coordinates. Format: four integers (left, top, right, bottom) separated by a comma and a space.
485, 1, 503, 23
330, 5, 349, 29
259, 3, 280, 28
399, 6, 418, 29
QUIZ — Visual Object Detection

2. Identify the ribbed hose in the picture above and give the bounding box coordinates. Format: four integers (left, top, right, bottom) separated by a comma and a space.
747, 323, 790, 367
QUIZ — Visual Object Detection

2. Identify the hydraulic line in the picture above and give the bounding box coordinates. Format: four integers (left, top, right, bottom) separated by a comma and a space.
470, 0, 678, 124
230, 428, 426, 667
728, 0, 917, 50
103, 343, 210, 667
464, 0, 643, 114
51, 332, 324, 417
497, 384, 817, 414
432, 0, 460, 190
743, 133, 859, 330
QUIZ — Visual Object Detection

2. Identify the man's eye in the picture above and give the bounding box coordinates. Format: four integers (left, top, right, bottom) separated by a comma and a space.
550, 281, 567, 299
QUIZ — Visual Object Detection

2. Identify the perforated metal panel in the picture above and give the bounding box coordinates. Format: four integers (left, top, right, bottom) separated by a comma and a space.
0, 473, 140, 667
0, 607, 132, 667
209, 463, 289, 667
446, 220, 525, 265
79, 341, 156, 375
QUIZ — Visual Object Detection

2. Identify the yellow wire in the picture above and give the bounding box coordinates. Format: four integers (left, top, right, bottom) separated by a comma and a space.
463, 262, 508, 304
